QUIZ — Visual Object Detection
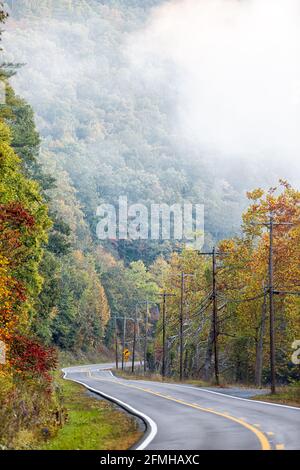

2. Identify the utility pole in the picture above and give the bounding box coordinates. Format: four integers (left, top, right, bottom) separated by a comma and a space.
114, 317, 119, 370
139, 299, 157, 374
158, 292, 176, 377
137, 318, 142, 369
212, 248, 219, 385
122, 314, 127, 371
179, 273, 194, 381
251, 214, 293, 394
162, 294, 167, 377
180, 272, 184, 381
144, 301, 149, 374
197, 248, 220, 385
255, 284, 267, 387
132, 306, 138, 373
269, 215, 276, 394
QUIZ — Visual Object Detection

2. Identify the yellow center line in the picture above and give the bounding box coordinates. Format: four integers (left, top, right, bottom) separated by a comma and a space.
196, 404, 214, 411
89, 374, 271, 450
276, 444, 285, 450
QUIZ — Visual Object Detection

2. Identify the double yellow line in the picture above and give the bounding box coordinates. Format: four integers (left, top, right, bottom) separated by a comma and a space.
91, 374, 272, 450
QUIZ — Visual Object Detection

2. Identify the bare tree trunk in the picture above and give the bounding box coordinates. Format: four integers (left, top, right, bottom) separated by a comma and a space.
184, 348, 189, 378
194, 343, 200, 377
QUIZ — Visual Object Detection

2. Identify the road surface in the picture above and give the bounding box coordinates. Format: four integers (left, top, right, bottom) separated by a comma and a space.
63, 363, 300, 450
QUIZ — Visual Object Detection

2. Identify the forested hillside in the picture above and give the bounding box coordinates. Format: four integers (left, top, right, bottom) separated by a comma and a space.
4, 0, 293, 265
3, 0, 297, 316
0, 0, 299, 450
0, 3, 112, 448
0, 87, 111, 350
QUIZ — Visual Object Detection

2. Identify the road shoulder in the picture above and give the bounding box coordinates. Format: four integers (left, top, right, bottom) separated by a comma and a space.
40, 374, 143, 450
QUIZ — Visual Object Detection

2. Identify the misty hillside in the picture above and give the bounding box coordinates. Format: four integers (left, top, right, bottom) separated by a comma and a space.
3, 0, 297, 261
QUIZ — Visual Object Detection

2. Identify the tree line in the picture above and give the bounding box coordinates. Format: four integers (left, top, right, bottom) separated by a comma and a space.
0, 3, 111, 448
116, 184, 300, 389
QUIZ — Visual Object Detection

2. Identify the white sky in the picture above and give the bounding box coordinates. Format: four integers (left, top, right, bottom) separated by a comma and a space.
127, 0, 300, 180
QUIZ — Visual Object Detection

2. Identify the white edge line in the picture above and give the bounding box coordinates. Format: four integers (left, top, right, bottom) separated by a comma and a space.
84, 368, 300, 412
106, 370, 300, 411
158, 383, 300, 411
63, 365, 299, 418
62, 369, 157, 450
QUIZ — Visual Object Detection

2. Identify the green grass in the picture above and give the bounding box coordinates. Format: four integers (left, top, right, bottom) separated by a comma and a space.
251, 383, 300, 407
40, 376, 143, 450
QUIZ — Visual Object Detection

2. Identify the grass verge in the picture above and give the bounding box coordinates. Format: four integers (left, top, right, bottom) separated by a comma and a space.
114, 367, 259, 388
40, 374, 143, 450
251, 383, 300, 407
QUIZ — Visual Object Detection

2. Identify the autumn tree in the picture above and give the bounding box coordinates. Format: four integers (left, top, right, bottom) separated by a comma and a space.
153, 182, 299, 384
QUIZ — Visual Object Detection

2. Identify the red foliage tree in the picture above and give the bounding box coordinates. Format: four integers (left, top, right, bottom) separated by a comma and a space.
9, 335, 58, 383
0, 202, 35, 267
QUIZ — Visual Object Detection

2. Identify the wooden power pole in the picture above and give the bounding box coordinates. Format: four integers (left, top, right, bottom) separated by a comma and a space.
198, 248, 220, 385
180, 272, 184, 381
212, 248, 219, 385
114, 317, 119, 370
121, 314, 127, 371
269, 215, 276, 394
158, 292, 176, 378
179, 273, 194, 381
144, 301, 148, 374
252, 214, 293, 393
132, 306, 137, 373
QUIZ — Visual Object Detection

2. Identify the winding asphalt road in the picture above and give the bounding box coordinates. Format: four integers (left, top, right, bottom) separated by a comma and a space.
63, 363, 300, 450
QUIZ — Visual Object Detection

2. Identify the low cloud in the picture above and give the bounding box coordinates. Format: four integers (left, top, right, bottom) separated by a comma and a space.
126, 0, 300, 179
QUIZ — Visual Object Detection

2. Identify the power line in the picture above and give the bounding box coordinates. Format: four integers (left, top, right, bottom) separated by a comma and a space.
197, 248, 224, 385
114, 316, 119, 370
274, 290, 300, 296
179, 272, 194, 381
131, 306, 138, 373
122, 314, 127, 371
218, 292, 265, 304
251, 214, 294, 394
157, 292, 176, 377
